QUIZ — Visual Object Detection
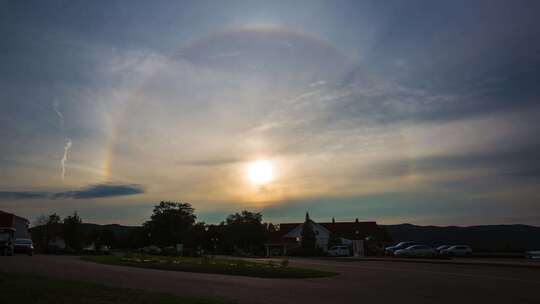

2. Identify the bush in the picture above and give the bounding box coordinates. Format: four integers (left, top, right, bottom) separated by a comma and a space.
280, 259, 289, 268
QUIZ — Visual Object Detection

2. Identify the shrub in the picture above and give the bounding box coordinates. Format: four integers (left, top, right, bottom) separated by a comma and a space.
280, 259, 289, 268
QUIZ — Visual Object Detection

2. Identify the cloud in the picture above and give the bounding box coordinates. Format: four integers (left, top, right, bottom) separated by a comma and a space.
177, 157, 242, 167
60, 139, 72, 181
0, 183, 144, 200
0, 191, 50, 200
208, 51, 242, 59
53, 100, 64, 129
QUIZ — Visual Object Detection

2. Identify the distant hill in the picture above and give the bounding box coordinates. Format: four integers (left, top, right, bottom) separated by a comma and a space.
382, 224, 540, 252
30, 222, 138, 242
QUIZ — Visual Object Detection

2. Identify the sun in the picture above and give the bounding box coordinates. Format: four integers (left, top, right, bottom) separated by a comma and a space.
247, 160, 274, 185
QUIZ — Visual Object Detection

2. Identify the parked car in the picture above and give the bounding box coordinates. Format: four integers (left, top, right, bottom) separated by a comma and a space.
328, 245, 351, 257
525, 251, 540, 259
0, 227, 15, 256
13, 238, 34, 256
394, 245, 436, 257
436, 245, 451, 253
83, 243, 111, 255
100, 245, 111, 255
442, 245, 472, 256
385, 241, 421, 255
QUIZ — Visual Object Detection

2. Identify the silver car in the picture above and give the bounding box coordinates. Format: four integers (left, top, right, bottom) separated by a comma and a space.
394, 245, 436, 257
443, 245, 472, 256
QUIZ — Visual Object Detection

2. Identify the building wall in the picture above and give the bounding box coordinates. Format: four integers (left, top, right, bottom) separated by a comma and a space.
49, 237, 66, 249
0, 211, 30, 239
284, 222, 331, 251
13, 217, 30, 239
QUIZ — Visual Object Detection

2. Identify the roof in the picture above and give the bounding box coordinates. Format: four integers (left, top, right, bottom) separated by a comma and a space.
265, 226, 299, 245
0, 210, 29, 227
320, 221, 380, 240
0, 211, 15, 227
267, 220, 391, 244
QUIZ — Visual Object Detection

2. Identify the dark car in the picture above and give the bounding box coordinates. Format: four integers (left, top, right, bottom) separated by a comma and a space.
14, 238, 34, 256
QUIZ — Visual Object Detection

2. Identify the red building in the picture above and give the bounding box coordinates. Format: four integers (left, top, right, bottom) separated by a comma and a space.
0, 210, 30, 239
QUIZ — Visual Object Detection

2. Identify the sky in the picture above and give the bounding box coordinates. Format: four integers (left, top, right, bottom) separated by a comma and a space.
1, 0, 540, 226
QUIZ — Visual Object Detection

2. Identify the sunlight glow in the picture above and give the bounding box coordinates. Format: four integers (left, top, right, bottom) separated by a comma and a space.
247, 160, 274, 185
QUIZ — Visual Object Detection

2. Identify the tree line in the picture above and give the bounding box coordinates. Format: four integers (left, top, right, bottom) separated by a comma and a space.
31, 201, 276, 255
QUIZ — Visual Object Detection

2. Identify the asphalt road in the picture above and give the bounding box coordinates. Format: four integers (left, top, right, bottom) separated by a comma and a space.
1, 255, 539, 304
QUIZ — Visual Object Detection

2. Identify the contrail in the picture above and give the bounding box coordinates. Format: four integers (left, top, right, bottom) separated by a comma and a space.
61, 139, 72, 181
53, 100, 64, 129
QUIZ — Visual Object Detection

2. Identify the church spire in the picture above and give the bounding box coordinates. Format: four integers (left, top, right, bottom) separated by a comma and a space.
305, 211, 310, 222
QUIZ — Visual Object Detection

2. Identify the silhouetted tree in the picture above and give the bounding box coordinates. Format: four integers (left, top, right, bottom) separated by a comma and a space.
186, 222, 208, 249
100, 229, 116, 247
223, 210, 266, 254
126, 226, 150, 249
143, 201, 196, 247
301, 216, 317, 255
42, 213, 62, 252
30, 214, 48, 251
63, 212, 83, 251
265, 223, 277, 233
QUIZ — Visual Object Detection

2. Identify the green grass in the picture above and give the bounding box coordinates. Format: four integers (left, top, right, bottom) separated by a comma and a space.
82, 254, 337, 279
0, 272, 226, 304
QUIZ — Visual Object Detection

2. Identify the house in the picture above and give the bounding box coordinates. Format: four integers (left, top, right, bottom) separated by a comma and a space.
265, 213, 391, 256
0, 210, 30, 239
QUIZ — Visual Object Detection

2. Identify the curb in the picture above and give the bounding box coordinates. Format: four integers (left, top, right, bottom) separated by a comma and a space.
334, 257, 540, 269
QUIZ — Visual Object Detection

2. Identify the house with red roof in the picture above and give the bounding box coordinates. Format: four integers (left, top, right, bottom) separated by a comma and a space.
265, 212, 391, 256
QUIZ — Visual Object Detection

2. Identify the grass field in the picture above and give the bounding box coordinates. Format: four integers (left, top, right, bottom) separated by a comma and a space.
82, 253, 337, 278
0, 272, 227, 304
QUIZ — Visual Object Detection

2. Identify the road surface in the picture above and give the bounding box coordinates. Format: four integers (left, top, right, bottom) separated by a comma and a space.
1, 255, 539, 304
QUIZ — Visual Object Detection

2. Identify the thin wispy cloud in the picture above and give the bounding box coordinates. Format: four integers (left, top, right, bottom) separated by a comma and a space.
61, 139, 72, 181
52, 99, 64, 129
